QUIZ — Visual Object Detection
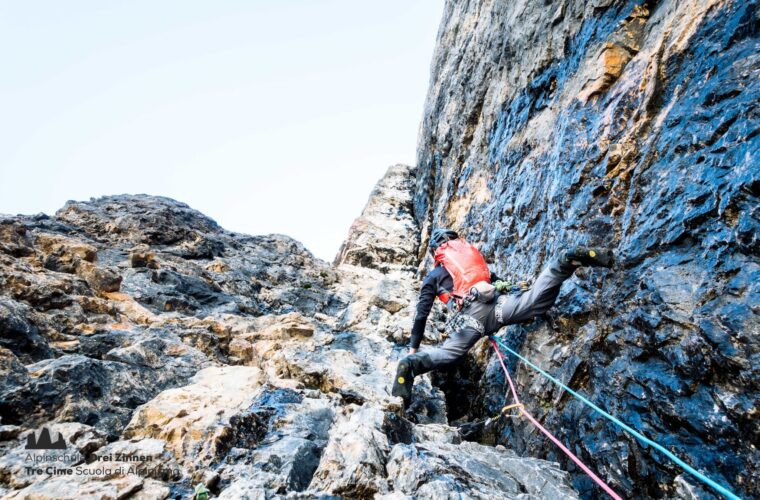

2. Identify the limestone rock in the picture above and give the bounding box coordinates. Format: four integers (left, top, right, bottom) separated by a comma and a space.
4, 475, 147, 500
253, 312, 316, 339
228, 337, 254, 363
370, 278, 409, 314
386, 441, 579, 499
1, 330, 208, 436
34, 233, 97, 274
578, 42, 633, 103
308, 406, 392, 496
78, 262, 122, 293
56, 194, 221, 246
123, 366, 262, 469
0, 300, 52, 362
214, 389, 334, 496
0, 178, 579, 500
336, 164, 420, 272
0, 423, 107, 488
0, 219, 34, 257
129, 244, 159, 269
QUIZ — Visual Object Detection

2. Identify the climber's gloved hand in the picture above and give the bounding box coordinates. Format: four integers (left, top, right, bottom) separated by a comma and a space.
564, 247, 614, 268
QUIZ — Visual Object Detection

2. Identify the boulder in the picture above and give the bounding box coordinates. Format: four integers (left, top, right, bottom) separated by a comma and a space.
386, 441, 579, 499
123, 366, 263, 469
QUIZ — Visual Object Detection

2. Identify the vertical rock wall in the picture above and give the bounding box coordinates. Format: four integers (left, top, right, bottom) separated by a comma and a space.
415, 0, 758, 497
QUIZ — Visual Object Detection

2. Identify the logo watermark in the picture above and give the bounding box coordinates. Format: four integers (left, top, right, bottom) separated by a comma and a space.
25, 427, 66, 450
21, 427, 182, 480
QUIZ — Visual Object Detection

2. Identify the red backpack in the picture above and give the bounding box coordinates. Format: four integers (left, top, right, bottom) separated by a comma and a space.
433, 239, 491, 304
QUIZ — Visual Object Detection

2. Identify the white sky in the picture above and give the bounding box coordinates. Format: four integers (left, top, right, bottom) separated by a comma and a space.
0, 1, 443, 260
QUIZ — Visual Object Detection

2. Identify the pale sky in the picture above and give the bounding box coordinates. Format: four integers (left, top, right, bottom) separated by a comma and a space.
0, 1, 443, 260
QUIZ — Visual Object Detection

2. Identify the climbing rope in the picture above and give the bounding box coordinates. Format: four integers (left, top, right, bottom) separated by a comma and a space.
490, 335, 741, 500
488, 338, 623, 500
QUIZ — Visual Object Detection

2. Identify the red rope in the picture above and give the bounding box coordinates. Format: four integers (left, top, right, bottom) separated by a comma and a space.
489, 339, 623, 500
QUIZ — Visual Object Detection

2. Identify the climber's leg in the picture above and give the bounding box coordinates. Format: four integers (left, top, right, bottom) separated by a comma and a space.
391, 352, 432, 403
423, 325, 483, 370
392, 325, 482, 404
495, 247, 613, 326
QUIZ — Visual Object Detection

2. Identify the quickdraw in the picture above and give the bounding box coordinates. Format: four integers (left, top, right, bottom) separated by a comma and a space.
484, 403, 524, 426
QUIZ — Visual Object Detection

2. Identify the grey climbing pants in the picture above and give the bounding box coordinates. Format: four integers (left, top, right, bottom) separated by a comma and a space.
405, 258, 573, 376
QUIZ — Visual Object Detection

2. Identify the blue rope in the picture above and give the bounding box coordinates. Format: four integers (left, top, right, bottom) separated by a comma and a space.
490, 335, 741, 500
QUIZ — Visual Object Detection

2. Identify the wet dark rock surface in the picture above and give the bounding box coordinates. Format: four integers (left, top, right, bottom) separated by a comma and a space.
414, 0, 758, 498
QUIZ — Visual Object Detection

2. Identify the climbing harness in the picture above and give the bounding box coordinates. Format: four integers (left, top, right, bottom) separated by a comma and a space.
488, 337, 623, 499
446, 278, 529, 335
489, 335, 741, 500
493, 280, 530, 323
445, 312, 486, 336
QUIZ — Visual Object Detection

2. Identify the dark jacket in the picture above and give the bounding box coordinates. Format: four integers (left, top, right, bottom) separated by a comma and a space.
409, 265, 500, 349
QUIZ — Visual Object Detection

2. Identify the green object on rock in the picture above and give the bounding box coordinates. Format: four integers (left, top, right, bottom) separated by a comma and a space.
194, 483, 210, 500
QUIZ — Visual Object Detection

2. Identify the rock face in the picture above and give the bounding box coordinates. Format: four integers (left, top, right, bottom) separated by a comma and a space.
336, 164, 421, 272
414, 0, 758, 498
2, 2, 755, 497
0, 180, 577, 498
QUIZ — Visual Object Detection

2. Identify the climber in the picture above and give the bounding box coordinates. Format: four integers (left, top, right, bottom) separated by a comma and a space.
391, 228, 613, 406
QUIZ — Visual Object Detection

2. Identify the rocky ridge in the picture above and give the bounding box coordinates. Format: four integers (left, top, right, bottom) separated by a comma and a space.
0, 165, 578, 498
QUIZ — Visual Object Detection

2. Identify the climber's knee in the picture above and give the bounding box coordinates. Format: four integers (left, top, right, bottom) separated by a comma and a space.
424, 341, 470, 370
406, 352, 434, 376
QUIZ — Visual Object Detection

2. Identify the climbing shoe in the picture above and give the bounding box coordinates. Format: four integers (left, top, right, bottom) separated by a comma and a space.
565, 247, 614, 268
391, 360, 414, 405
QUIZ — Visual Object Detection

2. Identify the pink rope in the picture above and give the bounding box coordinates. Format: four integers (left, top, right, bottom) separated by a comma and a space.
489, 339, 623, 500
